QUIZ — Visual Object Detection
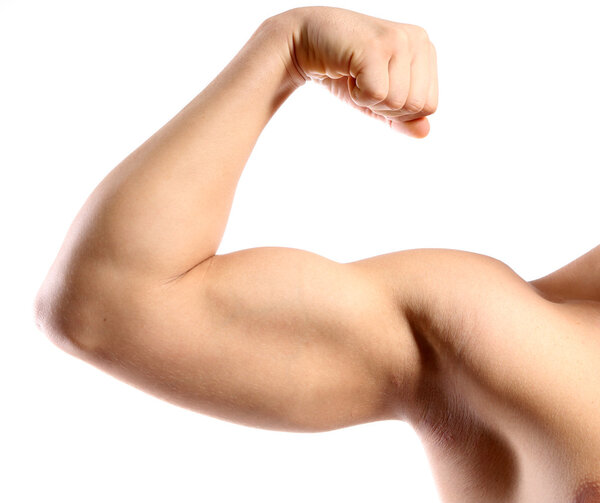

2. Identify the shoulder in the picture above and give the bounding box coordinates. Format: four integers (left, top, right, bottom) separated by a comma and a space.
348, 247, 552, 341
348, 248, 566, 421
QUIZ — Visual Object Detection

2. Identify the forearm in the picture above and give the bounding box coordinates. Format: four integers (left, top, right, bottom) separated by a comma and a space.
42, 13, 302, 290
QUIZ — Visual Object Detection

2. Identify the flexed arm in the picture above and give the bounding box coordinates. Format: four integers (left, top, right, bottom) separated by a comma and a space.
36, 7, 437, 290
34, 7, 438, 432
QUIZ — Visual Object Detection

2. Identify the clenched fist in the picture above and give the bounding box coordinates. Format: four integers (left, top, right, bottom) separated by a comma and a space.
270, 6, 438, 138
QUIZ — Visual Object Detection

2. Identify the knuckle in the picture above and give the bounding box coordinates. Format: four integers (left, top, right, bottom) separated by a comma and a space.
386, 95, 408, 110
368, 27, 392, 49
419, 26, 431, 42
422, 100, 437, 115
412, 25, 430, 44
367, 87, 388, 103
390, 26, 410, 46
404, 98, 426, 114
401, 23, 429, 45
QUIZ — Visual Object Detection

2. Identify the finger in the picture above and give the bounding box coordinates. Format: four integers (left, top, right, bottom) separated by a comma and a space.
356, 106, 431, 138
397, 44, 431, 116
390, 117, 430, 138
425, 43, 439, 115
371, 54, 410, 112
359, 107, 430, 139
348, 55, 390, 108
387, 43, 438, 131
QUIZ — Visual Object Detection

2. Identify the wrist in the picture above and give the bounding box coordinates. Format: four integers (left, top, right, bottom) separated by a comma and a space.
257, 9, 309, 89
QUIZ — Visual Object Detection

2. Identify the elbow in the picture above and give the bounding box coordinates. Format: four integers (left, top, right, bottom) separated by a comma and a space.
33, 275, 104, 356
33, 287, 74, 354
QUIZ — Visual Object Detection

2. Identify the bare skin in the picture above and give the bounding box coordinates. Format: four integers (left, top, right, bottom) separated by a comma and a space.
33, 7, 600, 503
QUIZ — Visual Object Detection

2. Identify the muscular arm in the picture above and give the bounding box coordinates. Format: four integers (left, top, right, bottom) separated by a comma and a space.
34, 8, 439, 432
34, 6, 575, 439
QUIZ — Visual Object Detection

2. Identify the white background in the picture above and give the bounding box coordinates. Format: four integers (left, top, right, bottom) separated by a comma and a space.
2, 0, 599, 501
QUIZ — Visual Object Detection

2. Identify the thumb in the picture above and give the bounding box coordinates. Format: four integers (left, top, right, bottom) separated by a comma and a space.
390, 117, 431, 138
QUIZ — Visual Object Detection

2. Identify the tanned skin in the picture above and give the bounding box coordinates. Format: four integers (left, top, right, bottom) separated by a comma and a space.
34, 7, 600, 503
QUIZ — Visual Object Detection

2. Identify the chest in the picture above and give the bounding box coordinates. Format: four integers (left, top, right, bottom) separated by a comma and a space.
411, 323, 600, 502
414, 396, 600, 503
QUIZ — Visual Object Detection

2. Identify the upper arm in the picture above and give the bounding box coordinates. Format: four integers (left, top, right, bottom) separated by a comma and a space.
60, 246, 421, 432
42, 244, 572, 435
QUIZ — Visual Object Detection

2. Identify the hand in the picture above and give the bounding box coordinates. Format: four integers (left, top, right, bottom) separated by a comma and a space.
276, 7, 438, 138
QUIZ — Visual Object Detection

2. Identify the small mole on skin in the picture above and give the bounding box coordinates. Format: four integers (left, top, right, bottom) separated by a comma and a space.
575, 481, 600, 503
